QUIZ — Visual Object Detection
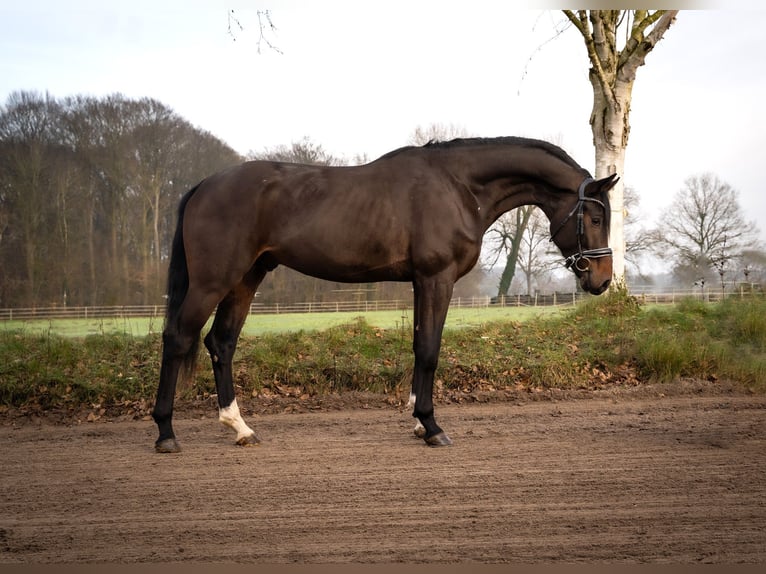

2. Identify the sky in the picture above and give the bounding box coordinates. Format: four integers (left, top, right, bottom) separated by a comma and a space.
2, 1, 766, 259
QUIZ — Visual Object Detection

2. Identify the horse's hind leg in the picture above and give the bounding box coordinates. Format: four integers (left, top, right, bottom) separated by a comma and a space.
154, 290, 219, 453
408, 393, 427, 438
204, 265, 267, 446
154, 335, 192, 453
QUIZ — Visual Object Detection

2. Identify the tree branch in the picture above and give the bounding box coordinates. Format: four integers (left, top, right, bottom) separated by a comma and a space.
563, 10, 615, 100
618, 10, 678, 82
562, 10, 586, 35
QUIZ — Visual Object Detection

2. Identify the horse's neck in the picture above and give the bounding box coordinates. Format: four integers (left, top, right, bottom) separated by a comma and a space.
453, 145, 585, 226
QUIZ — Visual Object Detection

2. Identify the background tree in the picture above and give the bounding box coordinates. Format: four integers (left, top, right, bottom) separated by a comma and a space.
0, 92, 62, 304
622, 184, 658, 282
407, 123, 470, 146
739, 249, 766, 288
650, 173, 762, 287
563, 10, 679, 284
486, 206, 564, 297
515, 207, 561, 295
0, 91, 241, 307
485, 206, 534, 297
248, 136, 341, 166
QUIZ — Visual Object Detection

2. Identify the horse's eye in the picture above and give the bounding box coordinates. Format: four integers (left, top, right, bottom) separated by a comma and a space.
592, 217, 601, 226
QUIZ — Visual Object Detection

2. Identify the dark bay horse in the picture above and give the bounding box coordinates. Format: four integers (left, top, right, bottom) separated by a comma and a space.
153, 137, 617, 452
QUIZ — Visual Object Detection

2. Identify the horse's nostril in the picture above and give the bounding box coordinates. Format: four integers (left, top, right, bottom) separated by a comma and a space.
588, 277, 611, 295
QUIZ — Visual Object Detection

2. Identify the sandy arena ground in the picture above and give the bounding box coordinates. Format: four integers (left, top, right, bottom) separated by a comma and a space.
1, 394, 764, 564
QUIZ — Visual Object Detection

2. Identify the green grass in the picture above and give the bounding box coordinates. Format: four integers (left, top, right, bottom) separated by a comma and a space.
0, 316, 166, 338
0, 305, 562, 338
633, 296, 766, 384
1, 293, 764, 414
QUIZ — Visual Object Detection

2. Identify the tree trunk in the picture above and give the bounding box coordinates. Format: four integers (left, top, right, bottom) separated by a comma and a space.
496, 207, 533, 297
497, 247, 520, 298
87, 193, 97, 305
590, 75, 632, 283
55, 169, 70, 306
152, 182, 163, 301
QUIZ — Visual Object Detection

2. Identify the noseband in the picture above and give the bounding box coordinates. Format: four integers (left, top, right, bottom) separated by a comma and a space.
550, 177, 613, 272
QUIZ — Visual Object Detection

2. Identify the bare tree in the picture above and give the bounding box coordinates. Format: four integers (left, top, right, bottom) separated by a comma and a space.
622, 184, 657, 277
487, 206, 564, 296
739, 249, 766, 287
562, 10, 679, 283
228, 9, 282, 54
652, 173, 761, 285
248, 136, 341, 165
0, 91, 61, 303
0, 91, 242, 307
516, 207, 560, 295
408, 123, 470, 146
485, 206, 533, 297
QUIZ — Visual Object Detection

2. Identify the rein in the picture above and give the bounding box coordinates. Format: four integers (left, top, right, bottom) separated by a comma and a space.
550, 177, 613, 272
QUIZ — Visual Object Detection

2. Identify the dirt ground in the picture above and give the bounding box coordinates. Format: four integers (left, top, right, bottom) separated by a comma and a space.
1, 389, 765, 564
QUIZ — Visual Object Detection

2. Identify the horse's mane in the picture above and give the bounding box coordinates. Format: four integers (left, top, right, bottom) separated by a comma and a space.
377, 136, 582, 170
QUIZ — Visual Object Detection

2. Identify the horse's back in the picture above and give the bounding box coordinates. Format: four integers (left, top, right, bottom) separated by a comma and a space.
182, 157, 480, 283
182, 160, 416, 282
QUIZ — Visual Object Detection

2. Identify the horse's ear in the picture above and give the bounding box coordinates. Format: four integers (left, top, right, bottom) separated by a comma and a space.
588, 173, 620, 196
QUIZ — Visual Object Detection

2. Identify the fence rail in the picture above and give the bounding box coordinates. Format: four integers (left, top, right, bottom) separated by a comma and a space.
0, 288, 762, 322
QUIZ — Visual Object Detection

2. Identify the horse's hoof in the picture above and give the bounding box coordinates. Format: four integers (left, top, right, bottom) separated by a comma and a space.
425, 432, 453, 447
236, 433, 261, 447
413, 425, 427, 439
155, 437, 181, 453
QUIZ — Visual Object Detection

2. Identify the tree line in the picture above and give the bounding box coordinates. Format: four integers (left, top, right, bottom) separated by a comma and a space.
0, 91, 242, 307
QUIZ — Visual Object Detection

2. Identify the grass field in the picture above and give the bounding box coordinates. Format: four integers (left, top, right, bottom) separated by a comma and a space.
0, 305, 564, 338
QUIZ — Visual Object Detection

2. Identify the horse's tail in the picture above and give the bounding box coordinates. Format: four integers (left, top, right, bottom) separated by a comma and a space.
164, 183, 202, 382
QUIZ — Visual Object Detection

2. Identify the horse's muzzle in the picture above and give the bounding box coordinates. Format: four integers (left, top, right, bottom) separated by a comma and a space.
585, 277, 611, 295
574, 255, 612, 295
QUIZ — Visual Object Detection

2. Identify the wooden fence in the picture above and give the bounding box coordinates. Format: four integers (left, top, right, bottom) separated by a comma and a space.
0, 288, 761, 322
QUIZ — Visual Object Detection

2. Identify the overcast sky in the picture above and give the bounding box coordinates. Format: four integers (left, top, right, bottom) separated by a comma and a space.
2, 1, 765, 255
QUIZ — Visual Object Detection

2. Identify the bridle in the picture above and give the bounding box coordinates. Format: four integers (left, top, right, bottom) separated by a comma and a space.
550, 177, 613, 273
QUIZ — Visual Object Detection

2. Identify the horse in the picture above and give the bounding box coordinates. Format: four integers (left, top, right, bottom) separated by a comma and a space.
152, 136, 617, 452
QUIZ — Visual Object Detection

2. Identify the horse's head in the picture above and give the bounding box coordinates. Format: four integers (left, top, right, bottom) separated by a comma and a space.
549, 174, 618, 295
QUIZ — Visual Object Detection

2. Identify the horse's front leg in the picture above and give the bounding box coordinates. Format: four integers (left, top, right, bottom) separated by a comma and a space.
410, 275, 454, 446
